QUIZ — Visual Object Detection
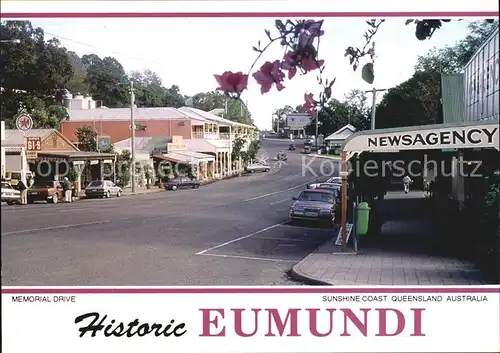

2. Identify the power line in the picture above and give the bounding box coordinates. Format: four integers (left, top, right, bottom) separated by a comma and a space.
44, 31, 166, 67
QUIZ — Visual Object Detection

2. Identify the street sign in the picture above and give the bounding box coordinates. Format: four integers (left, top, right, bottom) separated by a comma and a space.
98, 137, 111, 151
26, 137, 42, 151
16, 114, 33, 131
26, 151, 38, 159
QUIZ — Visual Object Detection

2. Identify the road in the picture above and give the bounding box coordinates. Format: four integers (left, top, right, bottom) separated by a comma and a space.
1, 139, 339, 285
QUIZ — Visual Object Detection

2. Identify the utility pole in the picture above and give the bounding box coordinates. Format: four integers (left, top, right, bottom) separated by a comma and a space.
314, 110, 319, 151
365, 88, 388, 130
130, 79, 136, 193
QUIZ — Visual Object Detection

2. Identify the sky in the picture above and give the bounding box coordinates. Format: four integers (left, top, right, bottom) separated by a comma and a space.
30, 18, 478, 129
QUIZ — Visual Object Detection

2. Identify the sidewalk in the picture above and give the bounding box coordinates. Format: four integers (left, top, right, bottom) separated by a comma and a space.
291, 191, 489, 285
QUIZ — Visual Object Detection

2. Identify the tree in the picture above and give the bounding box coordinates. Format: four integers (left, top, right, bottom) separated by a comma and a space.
273, 105, 294, 132
66, 51, 90, 94
373, 20, 498, 129
75, 125, 97, 152
0, 21, 74, 128
415, 20, 499, 74
375, 71, 442, 128
192, 91, 253, 125
82, 54, 129, 107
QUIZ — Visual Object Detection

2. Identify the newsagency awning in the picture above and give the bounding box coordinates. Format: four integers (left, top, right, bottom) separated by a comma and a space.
342, 121, 499, 155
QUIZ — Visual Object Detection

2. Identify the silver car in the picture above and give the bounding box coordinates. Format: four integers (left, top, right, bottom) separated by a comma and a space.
289, 189, 337, 224
245, 162, 271, 173
84, 180, 122, 198
1, 181, 21, 205
307, 176, 341, 189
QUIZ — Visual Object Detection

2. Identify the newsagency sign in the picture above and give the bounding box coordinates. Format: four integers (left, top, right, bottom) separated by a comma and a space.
343, 124, 499, 152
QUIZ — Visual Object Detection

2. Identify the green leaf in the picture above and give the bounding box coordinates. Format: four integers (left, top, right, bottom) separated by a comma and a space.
361, 63, 374, 84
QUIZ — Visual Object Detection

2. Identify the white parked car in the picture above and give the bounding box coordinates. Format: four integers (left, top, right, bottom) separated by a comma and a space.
1, 181, 21, 205
307, 177, 342, 189
245, 161, 271, 173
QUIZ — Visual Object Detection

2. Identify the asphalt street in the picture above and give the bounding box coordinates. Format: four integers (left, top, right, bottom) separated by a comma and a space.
1, 138, 339, 285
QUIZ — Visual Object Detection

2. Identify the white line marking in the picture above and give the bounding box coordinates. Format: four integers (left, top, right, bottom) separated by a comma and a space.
243, 182, 310, 202
197, 253, 296, 263
270, 198, 290, 205
195, 221, 287, 255
1, 220, 111, 235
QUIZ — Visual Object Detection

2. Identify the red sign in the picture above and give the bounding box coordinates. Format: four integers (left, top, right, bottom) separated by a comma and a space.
27, 137, 42, 151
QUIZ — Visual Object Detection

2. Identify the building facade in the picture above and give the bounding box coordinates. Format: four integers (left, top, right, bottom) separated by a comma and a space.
285, 113, 311, 137
1, 121, 5, 178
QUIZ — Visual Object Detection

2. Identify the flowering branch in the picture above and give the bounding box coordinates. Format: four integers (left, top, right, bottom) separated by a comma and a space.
213, 18, 455, 118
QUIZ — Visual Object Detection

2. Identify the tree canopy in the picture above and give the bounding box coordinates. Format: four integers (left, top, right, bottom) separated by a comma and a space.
0, 20, 254, 130
374, 20, 498, 129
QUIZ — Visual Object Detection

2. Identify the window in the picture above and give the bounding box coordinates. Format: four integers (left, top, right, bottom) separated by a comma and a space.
89, 181, 104, 187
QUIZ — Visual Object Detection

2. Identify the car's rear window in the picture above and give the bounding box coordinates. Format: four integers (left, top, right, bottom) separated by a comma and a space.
89, 181, 104, 187
298, 191, 334, 203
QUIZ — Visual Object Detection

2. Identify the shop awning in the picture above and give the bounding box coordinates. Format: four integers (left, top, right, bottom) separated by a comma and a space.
152, 151, 214, 165
34, 151, 117, 162
342, 121, 499, 157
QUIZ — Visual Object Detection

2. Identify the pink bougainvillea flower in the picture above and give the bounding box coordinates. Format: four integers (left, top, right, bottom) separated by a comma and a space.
281, 49, 324, 79
298, 20, 325, 49
302, 92, 316, 112
324, 78, 336, 99
281, 51, 298, 79
252, 60, 285, 94
214, 71, 249, 95
300, 57, 325, 72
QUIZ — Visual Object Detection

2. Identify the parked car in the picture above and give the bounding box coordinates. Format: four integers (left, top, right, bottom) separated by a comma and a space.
165, 177, 200, 190
307, 176, 342, 189
245, 162, 271, 173
85, 180, 122, 198
288, 144, 296, 151
1, 181, 21, 205
28, 180, 63, 204
289, 189, 337, 225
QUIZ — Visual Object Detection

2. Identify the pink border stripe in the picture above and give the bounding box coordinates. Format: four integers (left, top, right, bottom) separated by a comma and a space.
2, 287, 499, 294
0, 11, 498, 18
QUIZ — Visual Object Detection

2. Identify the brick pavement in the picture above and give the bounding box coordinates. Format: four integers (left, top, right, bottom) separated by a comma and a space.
291, 191, 489, 285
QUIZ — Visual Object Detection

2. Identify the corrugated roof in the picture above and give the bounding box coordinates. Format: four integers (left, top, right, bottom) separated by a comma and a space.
114, 136, 172, 153
4, 129, 55, 145
4, 146, 23, 152
179, 107, 255, 129
67, 107, 192, 122
174, 150, 214, 160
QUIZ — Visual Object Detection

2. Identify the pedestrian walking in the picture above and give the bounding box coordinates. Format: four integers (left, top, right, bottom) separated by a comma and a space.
402, 175, 412, 194
63, 177, 73, 203
18, 179, 28, 205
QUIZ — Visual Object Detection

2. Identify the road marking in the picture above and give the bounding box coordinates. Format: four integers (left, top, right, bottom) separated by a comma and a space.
195, 221, 287, 255
270, 198, 291, 205
242, 181, 311, 202
197, 253, 296, 263
1, 220, 111, 235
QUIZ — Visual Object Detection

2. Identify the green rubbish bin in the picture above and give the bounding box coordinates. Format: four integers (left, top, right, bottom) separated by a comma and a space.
356, 202, 371, 236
